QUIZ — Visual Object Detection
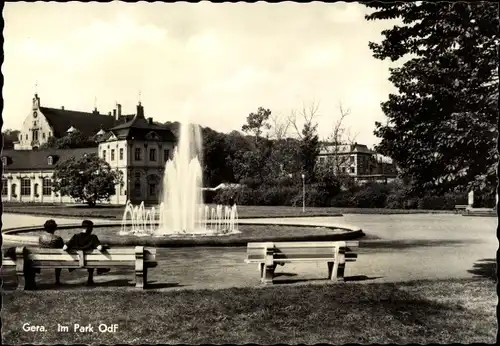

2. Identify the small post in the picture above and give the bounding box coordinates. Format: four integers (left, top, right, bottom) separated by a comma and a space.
468, 190, 474, 209
301, 173, 305, 213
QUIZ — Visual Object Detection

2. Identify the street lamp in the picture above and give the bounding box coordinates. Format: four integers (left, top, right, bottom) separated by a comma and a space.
301, 173, 305, 213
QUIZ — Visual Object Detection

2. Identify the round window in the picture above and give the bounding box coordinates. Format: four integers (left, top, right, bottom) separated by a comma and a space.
33, 111, 38, 118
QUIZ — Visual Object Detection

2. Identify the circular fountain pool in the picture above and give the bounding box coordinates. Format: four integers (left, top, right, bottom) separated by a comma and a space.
11, 222, 363, 247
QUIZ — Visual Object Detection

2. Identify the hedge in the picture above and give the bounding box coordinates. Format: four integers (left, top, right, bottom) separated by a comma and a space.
212, 182, 477, 210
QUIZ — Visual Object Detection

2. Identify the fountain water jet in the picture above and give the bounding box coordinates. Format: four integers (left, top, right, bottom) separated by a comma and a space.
120, 118, 239, 236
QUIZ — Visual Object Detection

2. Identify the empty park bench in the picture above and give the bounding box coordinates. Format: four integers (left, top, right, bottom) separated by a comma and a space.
2, 246, 157, 290
245, 241, 359, 284
454, 204, 469, 213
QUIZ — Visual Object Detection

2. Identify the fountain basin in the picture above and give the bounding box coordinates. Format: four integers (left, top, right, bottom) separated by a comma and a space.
3, 222, 364, 247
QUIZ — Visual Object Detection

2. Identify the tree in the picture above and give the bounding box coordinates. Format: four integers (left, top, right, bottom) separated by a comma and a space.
241, 107, 272, 143
365, 2, 498, 195
289, 102, 321, 183
1, 129, 20, 149
40, 130, 97, 149
318, 102, 359, 184
269, 113, 291, 141
52, 154, 122, 206
202, 127, 235, 187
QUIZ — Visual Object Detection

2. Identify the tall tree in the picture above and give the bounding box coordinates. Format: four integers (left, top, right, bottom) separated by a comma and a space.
366, 2, 498, 195
318, 102, 359, 184
241, 107, 272, 143
202, 127, 235, 187
52, 154, 122, 206
289, 102, 321, 182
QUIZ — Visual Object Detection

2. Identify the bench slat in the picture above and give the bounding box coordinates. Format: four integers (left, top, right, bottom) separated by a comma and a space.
2, 259, 16, 266
247, 241, 359, 248
246, 258, 357, 263
24, 248, 157, 255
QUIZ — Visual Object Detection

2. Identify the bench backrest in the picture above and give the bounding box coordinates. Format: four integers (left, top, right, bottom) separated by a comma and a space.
247, 241, 358, 262
2, 246, 157, 268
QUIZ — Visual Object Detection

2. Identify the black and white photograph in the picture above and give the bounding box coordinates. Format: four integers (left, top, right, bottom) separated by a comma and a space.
0, 1, 498, 344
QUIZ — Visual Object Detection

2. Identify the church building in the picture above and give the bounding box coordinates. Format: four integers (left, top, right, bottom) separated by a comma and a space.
1, 94, 176, 205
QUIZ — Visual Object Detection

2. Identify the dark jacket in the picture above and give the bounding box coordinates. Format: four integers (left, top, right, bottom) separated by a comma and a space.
66, 232, 101, 251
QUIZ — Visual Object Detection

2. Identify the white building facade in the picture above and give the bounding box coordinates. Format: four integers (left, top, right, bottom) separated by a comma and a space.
1, 94, 177, 205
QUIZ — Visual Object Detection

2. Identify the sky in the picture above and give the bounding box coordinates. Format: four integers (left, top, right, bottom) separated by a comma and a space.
2, 2, 401, 148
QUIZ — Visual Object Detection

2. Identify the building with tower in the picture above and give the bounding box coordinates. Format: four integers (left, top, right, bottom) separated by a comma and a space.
1, 94, 176, 205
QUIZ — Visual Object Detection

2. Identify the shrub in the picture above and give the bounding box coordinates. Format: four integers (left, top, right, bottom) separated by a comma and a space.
328, 191, 356, 208
350, 182, 391, 208
202, 189, 217, 204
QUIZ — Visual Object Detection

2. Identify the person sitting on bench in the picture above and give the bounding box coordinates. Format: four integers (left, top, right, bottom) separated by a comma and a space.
38, 219, 65, 285
63, 220, 110, 286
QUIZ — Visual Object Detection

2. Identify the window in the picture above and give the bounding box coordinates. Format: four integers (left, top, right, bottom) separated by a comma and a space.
164, 149, 170, 161
34, 121, 37, 127
119, 148, 124, 160
350, 167, 355, 174
350, 156, 355, 163
103, 150, 107, 160
134, 148, 142, 161
149, 148, 156, 161
134, 181, 141, 196
43, 178, 52, 196
25, 134, 28, 140
11, 184, 17, 197
111, 149, 115, 161
148, 183, 157, 197
319, 157, 325, 164
47, 156, 53, 165
34, 184, 39, 196
2, 179, 7, 196
21, 178, 31, 196
42, 133, 46, 139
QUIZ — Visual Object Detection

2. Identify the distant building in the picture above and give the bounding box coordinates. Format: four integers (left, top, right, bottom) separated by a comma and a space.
2, 94, 176, 205
14, 94, 135, 150
317, 142, 398, 183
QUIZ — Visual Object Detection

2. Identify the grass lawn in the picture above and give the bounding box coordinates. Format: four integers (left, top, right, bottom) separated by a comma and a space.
1, 278, 496, 344
2, 202, 456, 220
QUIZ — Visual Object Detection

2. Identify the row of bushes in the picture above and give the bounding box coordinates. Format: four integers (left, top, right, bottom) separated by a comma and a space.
203, 182, 494, 210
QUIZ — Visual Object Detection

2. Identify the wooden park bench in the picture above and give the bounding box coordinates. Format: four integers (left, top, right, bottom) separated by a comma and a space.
454, 204, 469, 213
245, 241, 359, 284
2, 246, 157, 290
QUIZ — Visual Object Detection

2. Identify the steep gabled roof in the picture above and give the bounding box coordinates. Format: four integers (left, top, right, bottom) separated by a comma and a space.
40, 107, 134, 138
106, 104, 176, 142
1, 148, 97, 171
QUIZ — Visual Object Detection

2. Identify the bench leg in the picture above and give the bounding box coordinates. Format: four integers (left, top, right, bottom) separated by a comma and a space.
337, 263, 346, 280
261, 264, 275, 284
17, 269, 26, 290
327, 261, 339, 282
135, 270, 144, 289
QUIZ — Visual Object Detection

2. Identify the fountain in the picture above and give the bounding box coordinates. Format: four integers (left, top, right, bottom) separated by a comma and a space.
120, 119, 239, 237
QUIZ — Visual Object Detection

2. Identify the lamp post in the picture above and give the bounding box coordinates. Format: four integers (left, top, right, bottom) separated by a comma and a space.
301, 173, 305, 213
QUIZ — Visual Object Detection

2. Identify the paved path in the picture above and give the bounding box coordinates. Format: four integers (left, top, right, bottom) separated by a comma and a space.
1, 213, 496, 291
